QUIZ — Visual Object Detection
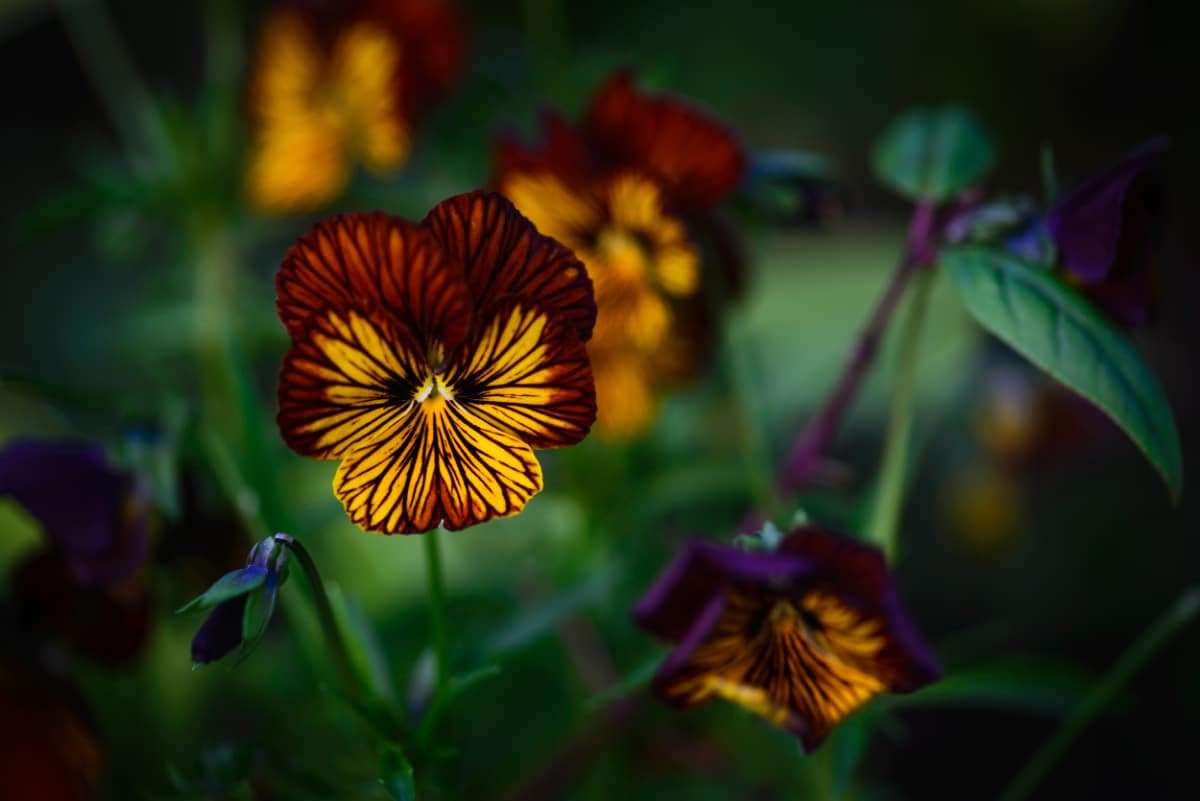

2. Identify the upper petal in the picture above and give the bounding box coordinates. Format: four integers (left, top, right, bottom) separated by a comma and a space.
632, 539, 811, 643
333, 398, 543, 534
494, 109, 597, 187
777, 528, 941, 692
277, 302, 428, 460
422, 191, 596, 342
585, 71, 745, 210
1047, 136, 1168, 282
443, 296, 596, 449
276, 211, 473, 347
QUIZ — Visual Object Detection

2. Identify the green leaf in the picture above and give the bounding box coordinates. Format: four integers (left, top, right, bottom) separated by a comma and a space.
379, 746, 415, 801
872, 106, 995, 202
175, 566, 266, 614
943, 246, 1183, 499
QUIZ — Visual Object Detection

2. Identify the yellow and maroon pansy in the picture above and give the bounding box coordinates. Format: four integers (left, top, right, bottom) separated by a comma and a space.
276, 191, 596, 534
245, 0, 465, 213
634, 528, 940, 751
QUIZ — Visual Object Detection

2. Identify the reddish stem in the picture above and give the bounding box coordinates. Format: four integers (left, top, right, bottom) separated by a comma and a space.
779, 201, 938, 492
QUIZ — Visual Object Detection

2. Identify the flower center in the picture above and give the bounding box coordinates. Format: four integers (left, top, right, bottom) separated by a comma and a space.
414, 373, 455, 408
594, 226, 650, 285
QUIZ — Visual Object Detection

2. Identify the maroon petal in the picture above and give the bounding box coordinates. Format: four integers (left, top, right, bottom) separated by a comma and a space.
778, 528, 941, 691
632, 539, 810, 642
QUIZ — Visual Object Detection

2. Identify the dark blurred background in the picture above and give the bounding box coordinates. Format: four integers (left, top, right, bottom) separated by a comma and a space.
1, 1, 1197, 798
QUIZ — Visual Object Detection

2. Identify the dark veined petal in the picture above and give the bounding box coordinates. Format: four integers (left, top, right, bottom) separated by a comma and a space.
278, 302, 429, 460
422, 191, 596, 342
276, 211, 472, 348
333, 397, 543, 534
777, 529, 941, 692
652, 585, 894, 751
585, 71, 745, 210
443, 297, 596, 449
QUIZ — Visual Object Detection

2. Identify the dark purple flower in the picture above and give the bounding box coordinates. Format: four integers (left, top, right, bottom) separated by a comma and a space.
1047, 137, 1167, 327
633, 527, 939, 751
184, 537, 289, 666
0, 438, 150, 587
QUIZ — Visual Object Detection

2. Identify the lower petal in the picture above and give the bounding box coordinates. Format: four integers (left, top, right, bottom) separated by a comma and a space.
333, 398, 544, 534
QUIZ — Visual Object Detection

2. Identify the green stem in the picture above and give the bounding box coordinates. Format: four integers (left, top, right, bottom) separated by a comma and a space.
424, 529, 450, 711
274, 535, 371, 712
998, 586, 1200, 801
865, 268, 934, 559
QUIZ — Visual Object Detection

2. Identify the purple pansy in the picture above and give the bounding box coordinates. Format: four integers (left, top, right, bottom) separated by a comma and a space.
634, 527, 939, 751
0, 438, 150, 587
1046, 137, 1167, 328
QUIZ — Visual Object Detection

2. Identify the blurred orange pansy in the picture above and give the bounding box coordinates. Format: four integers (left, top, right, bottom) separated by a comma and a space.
276, 192, 596, 534
495, 72, 745, 438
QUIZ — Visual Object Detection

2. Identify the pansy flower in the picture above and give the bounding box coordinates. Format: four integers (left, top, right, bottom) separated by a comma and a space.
0, 438, 150, 587
495, 72, 744, 437
276, 191, 596, 533
634, 527, 939, 751
0, 439, 155, 664
245, 0, 465, 213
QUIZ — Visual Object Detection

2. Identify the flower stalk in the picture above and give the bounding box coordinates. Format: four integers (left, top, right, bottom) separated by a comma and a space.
780, 201, 938, 492
424, 528, 451, 709
273, 534, 372, 713
866, 268, 935, 559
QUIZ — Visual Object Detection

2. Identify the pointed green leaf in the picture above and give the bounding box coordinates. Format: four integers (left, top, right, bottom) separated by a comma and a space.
176, 566, 267, 614
943, 246, 1182, 499
872, 106, 995, 202
379, 746, 415, 801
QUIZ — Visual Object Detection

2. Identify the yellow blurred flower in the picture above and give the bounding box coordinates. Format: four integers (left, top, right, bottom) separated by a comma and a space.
245, 1, 464, 214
